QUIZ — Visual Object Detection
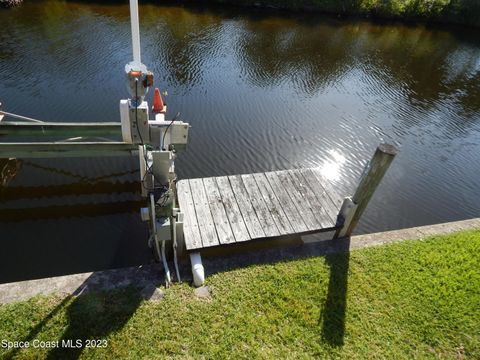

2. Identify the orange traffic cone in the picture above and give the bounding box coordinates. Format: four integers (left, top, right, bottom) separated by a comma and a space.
152, 87, 165, 113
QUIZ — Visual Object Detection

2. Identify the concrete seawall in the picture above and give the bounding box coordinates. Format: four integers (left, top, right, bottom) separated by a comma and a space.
1, 217, 479, 304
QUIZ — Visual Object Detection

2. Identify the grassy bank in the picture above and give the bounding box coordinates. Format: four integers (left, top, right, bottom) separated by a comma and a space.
1, 230, 479, 359
207, 0, 480, 27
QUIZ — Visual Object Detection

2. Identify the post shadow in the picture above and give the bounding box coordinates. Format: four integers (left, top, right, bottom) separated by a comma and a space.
318, 144, 397, 346
188, 231, 352, 347
319, 236, 350, 347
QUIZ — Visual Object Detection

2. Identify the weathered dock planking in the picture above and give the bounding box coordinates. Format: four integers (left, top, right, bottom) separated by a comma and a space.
177, 167, 344, 251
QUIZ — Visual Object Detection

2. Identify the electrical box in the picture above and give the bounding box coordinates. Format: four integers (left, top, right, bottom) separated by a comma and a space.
120, 100, 150, 144
148, 117, 190, 150
152, 150, 174, 185
169, 122, 189, 148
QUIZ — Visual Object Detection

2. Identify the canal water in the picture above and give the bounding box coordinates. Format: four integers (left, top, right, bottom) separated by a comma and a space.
1, 1, 479, 282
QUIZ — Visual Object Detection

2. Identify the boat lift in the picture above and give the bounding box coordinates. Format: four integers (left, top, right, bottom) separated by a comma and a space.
0, 0, 190, 287
0, 0, 397, 287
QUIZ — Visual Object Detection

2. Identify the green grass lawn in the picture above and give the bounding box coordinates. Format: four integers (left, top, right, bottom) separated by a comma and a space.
1, 230, 479, 359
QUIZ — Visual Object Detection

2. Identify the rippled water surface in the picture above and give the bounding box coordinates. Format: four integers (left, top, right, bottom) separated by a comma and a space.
1, 1, 480, 282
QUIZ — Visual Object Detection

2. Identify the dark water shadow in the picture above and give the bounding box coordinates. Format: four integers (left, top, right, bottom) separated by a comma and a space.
4, 270, 159, 360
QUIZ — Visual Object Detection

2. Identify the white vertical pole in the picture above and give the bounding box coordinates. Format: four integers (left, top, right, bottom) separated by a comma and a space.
129, 0, 141, 64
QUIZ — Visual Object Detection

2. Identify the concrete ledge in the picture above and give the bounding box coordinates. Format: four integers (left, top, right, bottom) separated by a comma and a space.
0, 264, 164, 304
350, 218, 480, 249
1, 218, 479, 304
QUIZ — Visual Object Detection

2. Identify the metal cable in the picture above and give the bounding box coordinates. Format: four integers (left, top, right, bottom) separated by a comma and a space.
0, 110, 45, 123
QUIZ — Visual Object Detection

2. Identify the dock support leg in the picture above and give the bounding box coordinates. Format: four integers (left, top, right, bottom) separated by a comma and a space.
335, 143, 397, 238
190, 252, 205, 287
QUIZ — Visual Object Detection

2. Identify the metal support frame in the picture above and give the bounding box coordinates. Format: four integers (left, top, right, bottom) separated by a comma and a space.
0, 141, 138, 158
0, 122, 122, 138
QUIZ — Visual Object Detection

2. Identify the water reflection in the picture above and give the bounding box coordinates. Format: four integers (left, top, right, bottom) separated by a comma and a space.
236, 17, 357, 94
0, 159, 22, 187
141, 5, 225, 91
236, 18, 480, 115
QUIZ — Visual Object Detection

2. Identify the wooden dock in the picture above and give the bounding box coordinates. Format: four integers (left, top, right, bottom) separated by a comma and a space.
177, 167, 344, 251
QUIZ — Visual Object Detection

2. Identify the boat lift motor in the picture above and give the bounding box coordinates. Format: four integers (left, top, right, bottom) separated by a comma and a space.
120, 0, 190, 286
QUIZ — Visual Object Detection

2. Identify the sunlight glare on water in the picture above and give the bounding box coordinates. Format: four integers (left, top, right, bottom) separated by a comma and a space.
318, 150, 347, 182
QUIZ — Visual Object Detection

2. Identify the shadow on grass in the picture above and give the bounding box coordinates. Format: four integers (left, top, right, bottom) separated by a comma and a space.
199, 233, 351, 347
320, 237, 350, 347
5, 273, 156, 360
4, 235, 352, 357
45, 287, 146, 360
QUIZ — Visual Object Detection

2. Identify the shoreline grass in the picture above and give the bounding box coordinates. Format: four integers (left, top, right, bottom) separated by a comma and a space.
0, 230, 479, 359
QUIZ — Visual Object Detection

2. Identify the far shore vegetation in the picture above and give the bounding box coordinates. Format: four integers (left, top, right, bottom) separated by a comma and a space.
2, 0, 480, 27
217, 0, 480, 27
0, 230, 479, 358
0, 0, 21, 8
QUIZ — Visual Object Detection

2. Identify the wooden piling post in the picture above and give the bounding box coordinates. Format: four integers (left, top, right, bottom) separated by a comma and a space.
336, 143, 398, 238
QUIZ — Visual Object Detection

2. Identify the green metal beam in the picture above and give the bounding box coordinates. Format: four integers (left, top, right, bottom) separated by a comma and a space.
0, 200, 146, 222
0, 122, 122, 138
0, 142, 138, 158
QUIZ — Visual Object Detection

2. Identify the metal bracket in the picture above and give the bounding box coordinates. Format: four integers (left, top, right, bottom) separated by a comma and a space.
335, 197, 358, 238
